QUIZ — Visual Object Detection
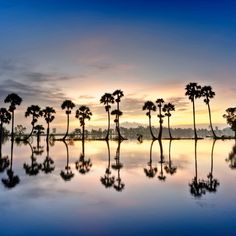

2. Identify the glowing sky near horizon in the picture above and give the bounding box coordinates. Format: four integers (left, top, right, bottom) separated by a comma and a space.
0, 0, 236, 131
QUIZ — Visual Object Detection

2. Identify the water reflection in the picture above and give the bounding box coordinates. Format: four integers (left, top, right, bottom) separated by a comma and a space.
0, 136, 9, 172
75, 140, 92, 175
2, 139, 20, 188
41, 140, 55, 174
226, 142, 236, 169
144, 140, 157, 178
164, 140, 177, 175
100, 141, 115, 188
158, 140, 166, 181
60, 141, 74, 181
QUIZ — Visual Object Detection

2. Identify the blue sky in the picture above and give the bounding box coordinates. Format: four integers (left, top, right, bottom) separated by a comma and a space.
0, 0, 235, 130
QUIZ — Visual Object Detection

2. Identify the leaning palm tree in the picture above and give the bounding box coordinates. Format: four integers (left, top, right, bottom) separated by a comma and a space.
100, 93, 114, 140
163, 103, 175, 139
4, 93, 22, 141
61, 100, 75, 140
112, 89, 125, 140
156, 98, 165, 140
40, 107, 56, 141
75, 105, 92, 142
201, 86, 217, 139
143, 101, 157, 140
185, 82, 202, 139
25, 105, 41, 140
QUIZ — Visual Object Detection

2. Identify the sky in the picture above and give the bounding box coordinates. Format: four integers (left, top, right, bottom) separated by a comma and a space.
0, 0, 236, 132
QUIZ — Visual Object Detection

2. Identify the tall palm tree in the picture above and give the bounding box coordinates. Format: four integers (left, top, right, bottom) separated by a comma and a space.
163, 103, 175, 139
201, 86, 217, 139
143, 101, 157, 140
75, 105, 92, 142
100, 93, 114, 140
223, 107, 236, 139
4, 93, 22, 141
156, 98, 165, 140
112, 89, 125, 140
25, 105, 41, 140
61, 100, 75, 140
40, 107, 56, 141
185, 82, 201, 139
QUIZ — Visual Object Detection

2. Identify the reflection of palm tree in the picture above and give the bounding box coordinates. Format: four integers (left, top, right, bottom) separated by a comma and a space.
61, 100, 75, 140
23, 141, 42, 176
164, 140, 177, 175
41, 140, 55, 174
25, 105, 41, 140
75, 106, 92, 142
112, 141, 125, 191
185, 83, 201, 139
156, 99, 165, 140
112, 90, 125, 140
100, 93, 114, 140
33, 124, 44, 149
158, 140, 166, 181
226, 142, 236, 169
189, 140, 206, 198
2, 139, 20, 188
100, 141, 115, 188
143, 101, 157, 140
75, 140, 92, 174
4, 93, 22, 141
60, 141, 74, 181
144, 140, 158, 178
163, 103, 175, 139
40, 107, 56, 142
201, 86, 218, 139
205, 140, 219, 192
0, 108, 11, 172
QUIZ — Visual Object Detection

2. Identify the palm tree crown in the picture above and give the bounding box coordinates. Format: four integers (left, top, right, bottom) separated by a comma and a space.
143, 101, 156, 117
201, 86, 215, 104
100, 93, 114, 111
113, 89, 124, 103
4, 93, 22, 112
163, 103, 175, 116
185, 83, 202, 101
40, 107, 56, 124
75, 105, 92, 127
61, 100, 75, 114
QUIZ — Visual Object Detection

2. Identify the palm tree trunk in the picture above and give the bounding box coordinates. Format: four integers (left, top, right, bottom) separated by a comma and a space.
159, 140, 164, 163
82, 124, 85, 142
106, 140, 111, 169
10, 139, 14, 171
63, 114, 69, 140
150, 140, 154, 165
46, 123, 49, 143
116, 102, 124, 140
11, 110, 14, 141
192, 99, 198, 139
26, 124, 34, 140
211, 140, 216, 176
207, 103, 217, 138
158, 107, 163, 140
168, 116, 172, 139
168, 140, 172, 169
37, 133, 40, 149
149, 113, 156, 140
0, 122, 2, 159
105, 109, 110, 140
194, 140, 198, 179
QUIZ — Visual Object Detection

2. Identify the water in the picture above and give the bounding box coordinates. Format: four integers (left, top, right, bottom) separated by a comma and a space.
0, 139, 235, 236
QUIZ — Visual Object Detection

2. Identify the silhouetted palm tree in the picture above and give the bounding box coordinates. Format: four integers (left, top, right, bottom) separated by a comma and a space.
143, 101, 157, 140
33, 124, 44, 149
40, 107, 56, 141
189, 140, 206, 198
157, 140, 166, 181
23, 141, 42, 176
60, 141, 74, 181
144, 140, 158, 178
205, 140, 219, 192
156, 98, 165, 140
201, 86, 217, 139
226, 143, 236, 169
223, 107, 236, 139
164, 140, 177, 175
100, 141, 115, 188
2, 139, 20, 188
112, 89, 125, 140
4, 93, 22, 141
75, 105, 92, 142
185, 83, 201, 139
163, 103, 175, 139
25, 105, 41, 140
100, 93, 114, 140
61, 100, 75, 140
41, 139, 55, 174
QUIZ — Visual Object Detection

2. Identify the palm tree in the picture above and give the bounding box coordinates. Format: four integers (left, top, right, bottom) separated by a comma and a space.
185, 82, 201, 139
112, 89, 125, 140
100, 93, 114, 140
156, 98, 165, 140
75, 105, 92, 142
100, 141, 115, 188
223, 107, 236, 139
4, 93, 22, 141
143, 101, 157, 140
25, 105, 41, 140
61, 100, 75, 140
163, 103, 175, 139
144, 140, 158, 178
201, 86, 217, 139
164, 140, 177, 175
60, 141, 74, 181
40, 107, 56, 141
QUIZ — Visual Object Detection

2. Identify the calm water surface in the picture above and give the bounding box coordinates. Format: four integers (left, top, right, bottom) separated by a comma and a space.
0, 139, 235, 236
